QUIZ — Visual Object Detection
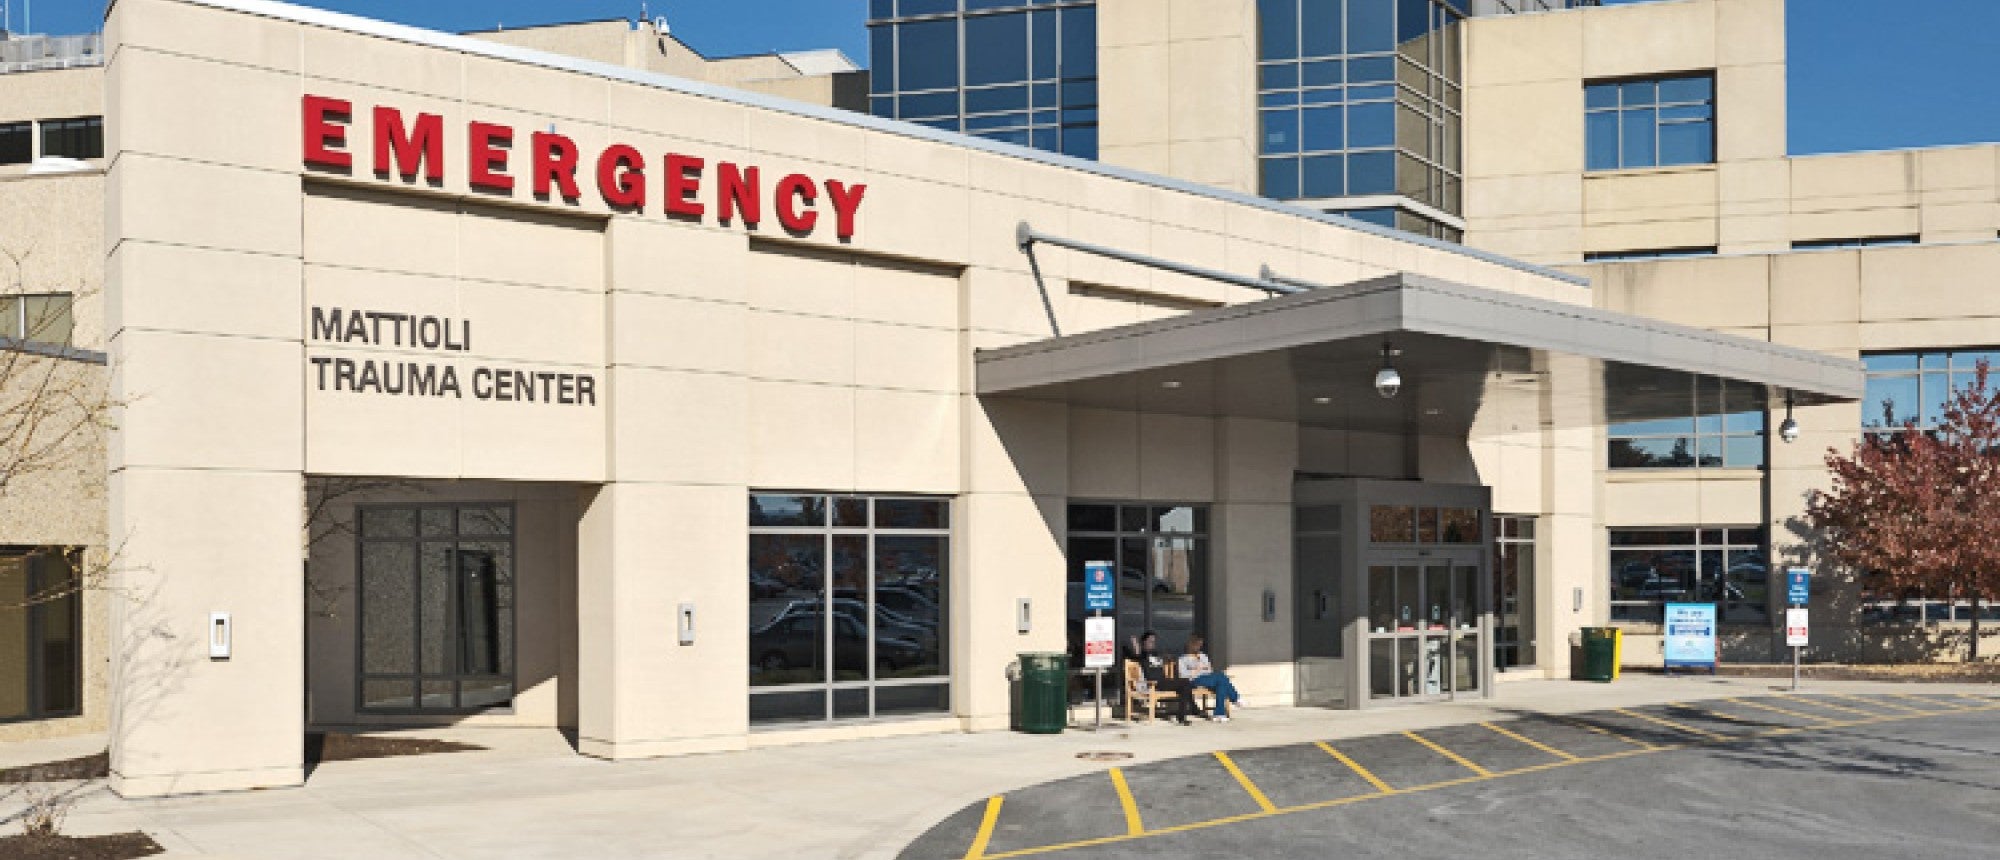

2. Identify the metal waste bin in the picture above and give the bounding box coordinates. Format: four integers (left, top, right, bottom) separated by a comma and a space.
1015, 652, 1069, 734
1579, 627, 1622, 682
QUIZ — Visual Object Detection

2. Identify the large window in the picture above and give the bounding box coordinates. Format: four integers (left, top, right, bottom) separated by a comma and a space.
1608, 377, 1764, 469
1585, 74, 1713, 170
1492, 515, 1534, 669
1609, 527, 1766, 624
39, 116, 103, 160
0, 122, 31, 165
1862, 348, 2000, 434
0, 293, 75, 347
1066, 503, 1208, 664
357, 504, 516, 713
750, 494, 949, 725
0, 549, 80, 723
1257, 0, 1466, 219
867, 1, 1098, 159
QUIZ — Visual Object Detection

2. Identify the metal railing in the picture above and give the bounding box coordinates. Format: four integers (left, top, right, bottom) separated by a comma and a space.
0, 33, 104, 75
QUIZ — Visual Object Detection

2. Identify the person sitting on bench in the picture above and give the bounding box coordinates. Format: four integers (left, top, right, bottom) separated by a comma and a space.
1177, 633, 1243, 722
1125, 630, 1194, 726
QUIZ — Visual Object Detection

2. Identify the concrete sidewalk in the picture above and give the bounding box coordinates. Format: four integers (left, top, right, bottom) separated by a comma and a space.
5, 676, 1992, 859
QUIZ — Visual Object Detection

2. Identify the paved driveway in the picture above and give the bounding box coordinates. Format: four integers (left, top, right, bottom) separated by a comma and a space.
898, 692, 2000, 859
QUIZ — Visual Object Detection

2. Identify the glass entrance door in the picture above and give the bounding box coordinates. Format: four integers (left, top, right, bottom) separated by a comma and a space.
1367, 559, 1480, 701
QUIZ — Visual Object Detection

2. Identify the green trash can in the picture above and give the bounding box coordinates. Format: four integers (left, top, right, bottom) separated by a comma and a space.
1579, 627, 1622, 682
1016, 652, 1069, 734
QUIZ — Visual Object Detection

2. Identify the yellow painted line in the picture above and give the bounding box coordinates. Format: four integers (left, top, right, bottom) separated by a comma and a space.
1108, 768, 1144, 836
1729, 697, 1836, 724
1787, 696, 1876, 716
1553, 715, 1657, 749
964, 796, 1005, 860
1482, 722, 1580, 761
1887, 693, 1961, 712
1316, 742, 1398, 794
1614, 708, 1729, 741
1831, 693, 1920, 714
1214, 752, 1278, 814
974, 704, 2000, 860
1404, 730, 1493, 777
1671, 702, 1765, 726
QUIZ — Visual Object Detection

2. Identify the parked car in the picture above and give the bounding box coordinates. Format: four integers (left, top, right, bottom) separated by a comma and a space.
749, 613, 927, 672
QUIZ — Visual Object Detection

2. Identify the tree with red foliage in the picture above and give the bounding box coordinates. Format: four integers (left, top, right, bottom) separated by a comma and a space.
1805, 362, 2000, 661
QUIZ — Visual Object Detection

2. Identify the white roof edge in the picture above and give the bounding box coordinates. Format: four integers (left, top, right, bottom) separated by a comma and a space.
142, 0, 1589, 288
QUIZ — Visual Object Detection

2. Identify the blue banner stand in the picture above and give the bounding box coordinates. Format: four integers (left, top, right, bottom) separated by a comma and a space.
1661, 602, 1719, 676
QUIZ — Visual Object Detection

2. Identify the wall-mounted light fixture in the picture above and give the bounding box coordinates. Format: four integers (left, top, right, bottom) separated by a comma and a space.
1779, 392, 1800, 444
1374, 342, 1402, 399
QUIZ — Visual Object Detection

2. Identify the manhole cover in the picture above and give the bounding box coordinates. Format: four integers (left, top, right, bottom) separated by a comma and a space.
1076, 751, 1133, 761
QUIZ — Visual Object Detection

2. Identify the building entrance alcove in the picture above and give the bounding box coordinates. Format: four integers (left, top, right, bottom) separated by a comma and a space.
1293, 477, 1490, 709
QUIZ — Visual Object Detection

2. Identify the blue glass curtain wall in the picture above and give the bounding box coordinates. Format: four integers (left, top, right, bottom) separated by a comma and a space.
1257, 0, 1464, 215
869, 1, 1098, 159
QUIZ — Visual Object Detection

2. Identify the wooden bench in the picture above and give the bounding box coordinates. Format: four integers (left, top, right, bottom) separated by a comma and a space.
1122, 660, 1215, 723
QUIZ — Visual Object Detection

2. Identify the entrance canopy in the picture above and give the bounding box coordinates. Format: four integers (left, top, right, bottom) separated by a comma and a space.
975, 273, 1863, 436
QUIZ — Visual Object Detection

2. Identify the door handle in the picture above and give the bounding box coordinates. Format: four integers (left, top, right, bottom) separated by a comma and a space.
1313, 590, 1328, 620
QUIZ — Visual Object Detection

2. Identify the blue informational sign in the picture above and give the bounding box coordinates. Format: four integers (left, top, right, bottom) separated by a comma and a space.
1662, 602, 1718, 669
1083, 561, 1115, 612
1786, 568, 1811, 605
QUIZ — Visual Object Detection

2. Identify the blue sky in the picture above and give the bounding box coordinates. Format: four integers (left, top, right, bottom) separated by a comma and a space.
29, 0, 2000, 156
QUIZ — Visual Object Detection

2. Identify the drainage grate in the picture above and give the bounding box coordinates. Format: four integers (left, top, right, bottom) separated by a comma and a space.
1075, 751, 1134, 762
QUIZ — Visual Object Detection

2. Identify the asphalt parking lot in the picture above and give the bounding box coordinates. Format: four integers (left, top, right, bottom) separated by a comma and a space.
898, 692, 2000, 860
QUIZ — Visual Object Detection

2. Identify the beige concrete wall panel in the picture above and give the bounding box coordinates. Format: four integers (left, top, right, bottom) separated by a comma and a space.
457, 379, 607, 481
608, 292, 746, 374
1789, 208, 1920, 245
110, 155, 301, 258
110, 243, 297, 343
1859, 317, 2000, 355
602, 80, 748, 150
1098, 144, 1171, 177
1580, 0, 1717, 81
748, 380, 855, 489
455, 280, 608, 367
606, 367, 747, 486
965, 190, 1068, 276
1164, 36, 1252, 145
732, 76, 835, 108
862, 130, 972, 189
114, 331, 302, 472
1462, 83, 1584, 179
1067, 407, 1140, 499
1167, 138, 1257, 195
1591, 255, 1769, 329
1462, 12, 1583, 89
965, 268, 1060, 338
1581, 219, 1719, 258
1099, 0, 1169, 47
851, 258, 960, 331
853, 321, 958, 393
965, 396, 1069, 497
837, 172, 971, 267
1582, 168, 1718, 220
1212, 501, 1292, 672
0, 68, 102, 125
303, 187, 456, 278
304, 29, 463, 99
955, 491, 1065, 726
1714, 63, 1786, 162
747, 242, 856, 319
1215, 417, 1295, 505
854, 388, 959, 493
457, 207, 605, 293
108, 0, 302, 74
748, 311, 854, 386
0, 173, 105, 343
124, 50, 310, 172
1715, 0, 1787, 66
743, 110, 867, 171
607, 219, 748, 303
577, 482, 750, 758
1768, 249, 1860, 327
464, 21, 628, 67
461, 55, 609, 124
302, 358, 460, 478
1096, 44, 1170, 156
1858, 244, 2000, 322
1766, 323, 1858, 356
109, 468, 304, 796
1790, 150, 1920, 207
1462, 174, 1585, 221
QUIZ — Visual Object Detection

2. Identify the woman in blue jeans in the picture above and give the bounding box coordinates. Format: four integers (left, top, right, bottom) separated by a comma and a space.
1176, 633, 1243, 722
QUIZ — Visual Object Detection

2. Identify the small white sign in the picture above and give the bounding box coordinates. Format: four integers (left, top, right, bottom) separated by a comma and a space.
1083, 617, 1117, 670
1786, 607, 1809, 647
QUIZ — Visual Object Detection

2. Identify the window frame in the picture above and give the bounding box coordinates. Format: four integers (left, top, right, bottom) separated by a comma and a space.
37, 116, 104, 161
0, 547, 83, 724
867, 2, 1099, 159
1584, 72, 1715, 171
1608, 526, 1767, 625
354, 502, 519, 716
0, 292, 76, 347
1607, 377, 1765, 471
1861, 347, 2000, 435
749, 492, 953, 727
1066, 500, 1212, 666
